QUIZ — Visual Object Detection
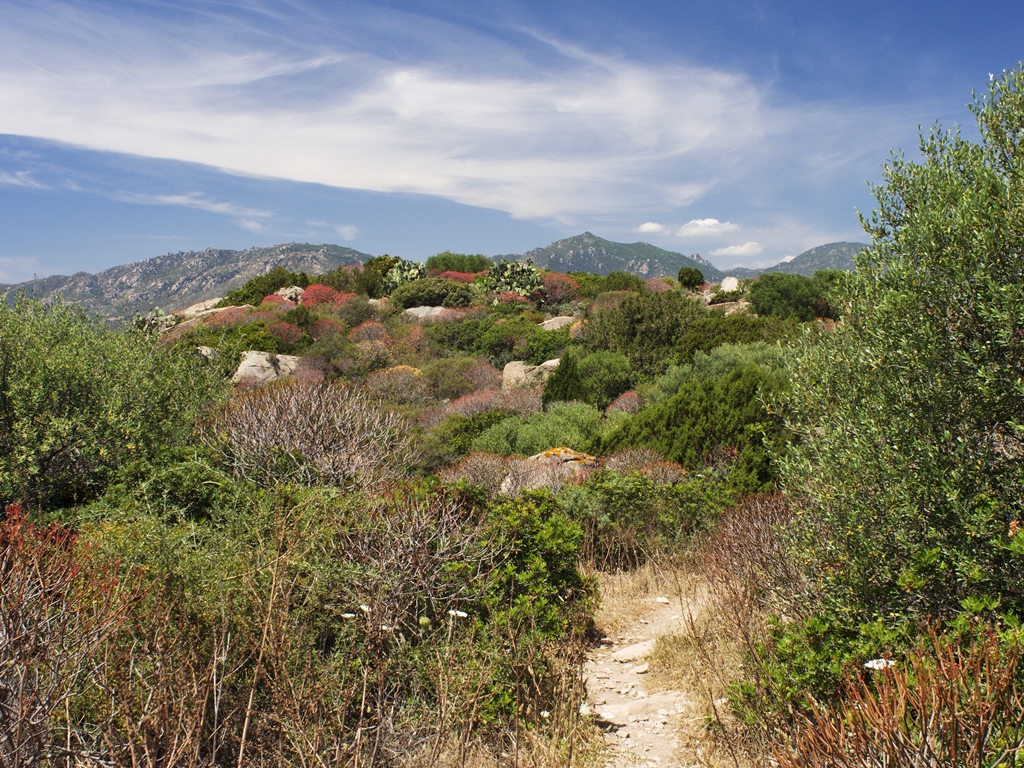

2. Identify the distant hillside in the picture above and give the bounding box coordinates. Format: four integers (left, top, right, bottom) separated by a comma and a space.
762, 241, 867, 276
2, 243, 371, 319
515, 232, 725, 282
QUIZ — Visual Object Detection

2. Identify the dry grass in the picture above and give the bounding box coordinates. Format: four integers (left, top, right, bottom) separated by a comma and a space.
591, 560, 681, 638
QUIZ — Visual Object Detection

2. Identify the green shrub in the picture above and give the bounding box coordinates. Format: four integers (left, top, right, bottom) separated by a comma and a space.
603, 271, 645, 293
219, 266, 311, 307
677, 266, 705, 290
542, 350, 585, 406
544, 350, 631, 409
0, 296, 223, 510
759, 68, 1024, 708
747, 273, 827, 321
425, 251, 493, 273
417, 409, 515, 469
356, 254, 401, 297
581, 291, 791, 376
471, 402, 603, 456
557, 469, 733, 569
645, 342, 786, 404
389, 277, 476, 309
601, 363, 786, 491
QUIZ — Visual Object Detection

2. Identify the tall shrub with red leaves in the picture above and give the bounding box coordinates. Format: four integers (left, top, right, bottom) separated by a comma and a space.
299, 284, 338, 307
0, 504, 128, 766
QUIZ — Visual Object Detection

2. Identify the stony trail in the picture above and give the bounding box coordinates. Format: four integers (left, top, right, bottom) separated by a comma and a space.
585, 595, 692, 767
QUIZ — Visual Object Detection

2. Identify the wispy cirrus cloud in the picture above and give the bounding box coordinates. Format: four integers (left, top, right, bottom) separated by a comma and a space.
0, 0, 914, 230
109, 191, 274, 232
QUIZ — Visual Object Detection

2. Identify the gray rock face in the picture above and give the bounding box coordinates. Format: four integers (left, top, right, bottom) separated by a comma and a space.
232, 350, 301, 385
720, 276, 740, 293
501, 358, 560, 391
174, 298, 222, 319
539, 315, 575, 331
275, 285, 304, 302
402, 306, 447, 324
1, 242, 370, 320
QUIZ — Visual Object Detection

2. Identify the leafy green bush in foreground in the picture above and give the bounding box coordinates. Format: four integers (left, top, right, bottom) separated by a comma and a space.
0, 296, 223, 510
747, 65, 1024, 716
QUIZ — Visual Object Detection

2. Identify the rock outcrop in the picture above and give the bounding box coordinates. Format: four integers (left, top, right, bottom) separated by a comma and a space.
499, 447, 597, 495
402, 306, 447, 324
232, 350, 301, 385
501, 359, 560, 391
539, 315, 575, 331
719, 276, 740, 293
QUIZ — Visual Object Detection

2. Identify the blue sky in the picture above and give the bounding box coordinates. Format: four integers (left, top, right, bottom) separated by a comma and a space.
1, 0, 1021, 282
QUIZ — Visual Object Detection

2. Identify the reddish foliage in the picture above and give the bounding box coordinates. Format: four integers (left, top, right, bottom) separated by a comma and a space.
205, 306, 251, 328
348, 320, 393, 346
644, 277, 672, 293
606, 390, 642, 413
543, 272, 580, 305
300, 284, 338, 307
498, 386, 543, 415
268, 321, 303, 346
261, 294, 296, 309
447, 388, 501, 417
332, 291, 358, 308
396, 324, 425, 352
438, 270, 478, 284
435, 307, 475, 323
494, 291, 530, 305
463, 361, 502, 391
309, 317, 346, 341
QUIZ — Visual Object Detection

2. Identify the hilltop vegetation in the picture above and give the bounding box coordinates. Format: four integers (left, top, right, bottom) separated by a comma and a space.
4, 67, 1024, 768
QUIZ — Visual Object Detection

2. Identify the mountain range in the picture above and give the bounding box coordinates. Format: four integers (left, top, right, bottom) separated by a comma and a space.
1, 243, 370, 320
1, 235, 866, 318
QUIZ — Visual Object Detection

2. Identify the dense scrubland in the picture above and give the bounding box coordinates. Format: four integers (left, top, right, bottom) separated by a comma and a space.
3, 70, 1024, 767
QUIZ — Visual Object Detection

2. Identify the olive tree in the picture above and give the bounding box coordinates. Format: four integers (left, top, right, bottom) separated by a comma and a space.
774, 68, 1024, 669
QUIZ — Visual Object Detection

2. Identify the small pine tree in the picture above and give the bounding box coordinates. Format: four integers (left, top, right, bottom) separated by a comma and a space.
542, 351, 584, 405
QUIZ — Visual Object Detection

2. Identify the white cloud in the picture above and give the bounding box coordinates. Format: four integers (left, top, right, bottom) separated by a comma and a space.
637, 222, 667, 234
0, 2, 777, 221
111, 191, 272, 231
336, 225, 359, 240
677, 218, 738, 236
0, 170, 46, 188
780, 254, 797, 263
710, 241, 763, 256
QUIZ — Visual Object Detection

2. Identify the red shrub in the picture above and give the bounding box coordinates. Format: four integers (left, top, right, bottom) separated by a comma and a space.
205, 306, 251, 328
268, 321, 303, 346
447, 388, 501, 417
606, 390, 642, 413
309, 317, 346, 341
395, 324, 425, 353
463, 361, 502, 391
300, 284, 338, 307
348, 320, 393, 346
498, 386, 543, 415
494, 291, 530, 305
261, 294, 296, 310
438, 270, 478, 284
543, 272, 580, 305
644, 277, 672, 293
332, 291, 358, 308
435, 307, 475, 323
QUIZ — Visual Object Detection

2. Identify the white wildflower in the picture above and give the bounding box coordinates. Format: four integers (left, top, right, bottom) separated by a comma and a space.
863, 658, 895, 671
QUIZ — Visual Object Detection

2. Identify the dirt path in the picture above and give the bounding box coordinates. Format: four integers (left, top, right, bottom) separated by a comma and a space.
585, 594, 691, 767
